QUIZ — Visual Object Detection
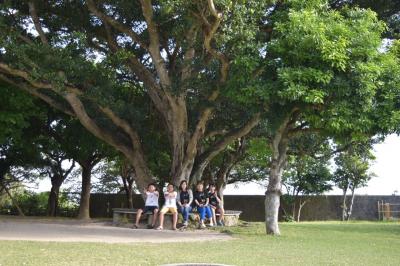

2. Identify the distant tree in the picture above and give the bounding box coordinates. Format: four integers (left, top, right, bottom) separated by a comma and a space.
43, 115, 112, 220
96, 156, 137, 208
0, 83, 45, 215
39, 150, 75, 217
334, 142, 376, 221
283, 134, 333, 222
204, 136, 270, 203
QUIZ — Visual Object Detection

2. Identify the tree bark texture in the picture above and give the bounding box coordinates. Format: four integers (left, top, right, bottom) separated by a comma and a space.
341, 187, 348, 221
78, 162, 92, 220
265, 113, 293, 235
47, 175, 64, 217
346, 187, 356, 221
120, 160, 135, 209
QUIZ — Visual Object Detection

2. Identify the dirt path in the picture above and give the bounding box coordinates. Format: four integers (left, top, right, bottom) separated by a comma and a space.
0, 216, 232, 244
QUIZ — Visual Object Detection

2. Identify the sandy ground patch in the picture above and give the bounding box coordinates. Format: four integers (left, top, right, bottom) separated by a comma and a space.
0, 216, 232, 243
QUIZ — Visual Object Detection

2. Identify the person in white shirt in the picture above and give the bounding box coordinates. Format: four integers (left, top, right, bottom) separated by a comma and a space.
134, 183, 159, 229
156, 183, 178, 230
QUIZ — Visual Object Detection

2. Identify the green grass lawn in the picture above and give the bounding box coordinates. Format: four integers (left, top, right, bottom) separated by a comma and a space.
1, 221, 399, 266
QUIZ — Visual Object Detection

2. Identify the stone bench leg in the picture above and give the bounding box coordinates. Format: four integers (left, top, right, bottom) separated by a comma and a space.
113, 212, 122, 225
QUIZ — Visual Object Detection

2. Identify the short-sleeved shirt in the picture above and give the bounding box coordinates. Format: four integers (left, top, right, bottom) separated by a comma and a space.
145, 191, 159, 207
179, 191, 190, 204
193, 191, 207, 205
208, 191, 219, 207
164, 191, 177, 208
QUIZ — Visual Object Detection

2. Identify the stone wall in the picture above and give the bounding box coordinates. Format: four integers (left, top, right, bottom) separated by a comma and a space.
89, 193, 400, 221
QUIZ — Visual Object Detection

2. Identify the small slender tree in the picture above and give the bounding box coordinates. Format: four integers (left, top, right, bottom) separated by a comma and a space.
334, 143, 376, 221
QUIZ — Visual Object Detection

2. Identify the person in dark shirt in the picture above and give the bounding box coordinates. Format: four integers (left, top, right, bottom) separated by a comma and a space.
177, 180, 193, 226
208, 183, 225, 226
193, 181, 213, 228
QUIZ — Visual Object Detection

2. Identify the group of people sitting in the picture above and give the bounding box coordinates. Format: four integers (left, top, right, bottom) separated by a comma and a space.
133, 180, 225, 230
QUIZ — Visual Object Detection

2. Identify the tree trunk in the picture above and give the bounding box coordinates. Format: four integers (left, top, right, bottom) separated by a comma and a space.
47, 176, 63, 217
265, 119, 290, 235
78, 163, 92, 220
346, 187, 356, 221
120, 159, 136, 207
265, 157, 286, 235
265, 189, 281, 235
127, 189, 133, 209
1, 181, 25, 216
219, 185, 226, 208
341, 187, 348, 221
265, 157, 285, 235
292, 200, 296, 222
297, 199, 308, 222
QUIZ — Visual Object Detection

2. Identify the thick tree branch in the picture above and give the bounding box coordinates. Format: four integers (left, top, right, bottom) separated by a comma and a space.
0, 63, 81, 95
86, 0, 147, 49
98, 106, 143, 152
200, 113, 260, 163
139, 0, 171, 89
191, 113, 261, 180
64, 93, 154, 187
181, 26, 198, 83
63, 93, 132, 156
202, 0, 229, 83
204, 129, 228, 139
28, 1, 48, 45
101, 21, 170, 118
0, 74, 75, 116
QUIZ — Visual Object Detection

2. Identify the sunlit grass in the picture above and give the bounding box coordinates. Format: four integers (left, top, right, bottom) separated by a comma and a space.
1, 221, 399, 266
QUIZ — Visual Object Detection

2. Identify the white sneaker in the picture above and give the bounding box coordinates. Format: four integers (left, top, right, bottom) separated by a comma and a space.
183, 221, 188, 226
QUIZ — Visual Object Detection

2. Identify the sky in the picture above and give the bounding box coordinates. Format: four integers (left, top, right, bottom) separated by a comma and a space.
224, 134, 400, 196
36, 134, 400, 196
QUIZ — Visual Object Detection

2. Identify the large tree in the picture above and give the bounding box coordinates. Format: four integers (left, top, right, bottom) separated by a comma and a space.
0, 0, 263, 194
225, 1, 400, 234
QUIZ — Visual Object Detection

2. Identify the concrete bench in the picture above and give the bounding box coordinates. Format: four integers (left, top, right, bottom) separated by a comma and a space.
188, 209, 242, 227
112, 208, 175, 229
217, 210, 242, 226
112, 208, 242, 228
112, 208, 141, 225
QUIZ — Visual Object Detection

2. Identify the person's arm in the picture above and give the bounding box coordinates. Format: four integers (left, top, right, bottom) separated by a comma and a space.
216, 193, 221, 204
176, 191, 182, 207
194, 193, 201, 206
205, 197, 209, 206
187, 190, 193, 206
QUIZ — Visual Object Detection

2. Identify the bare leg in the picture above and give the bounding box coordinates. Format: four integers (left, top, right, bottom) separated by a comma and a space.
135, 209, 143, 226
152, 209, 159, 226
211, 208, 217, 225
219, 207, 225, 223
158, 212, 165, 228
172, 212, 178, 229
